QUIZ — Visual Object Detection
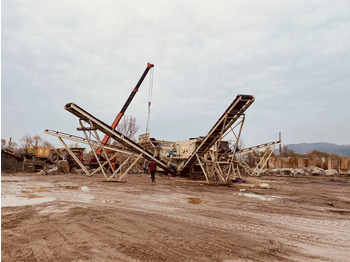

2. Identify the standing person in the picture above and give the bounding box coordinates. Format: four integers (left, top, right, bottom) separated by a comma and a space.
149, 158, 157, 183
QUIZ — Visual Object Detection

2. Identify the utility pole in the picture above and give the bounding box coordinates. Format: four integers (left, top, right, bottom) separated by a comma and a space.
279, 132, 282, 155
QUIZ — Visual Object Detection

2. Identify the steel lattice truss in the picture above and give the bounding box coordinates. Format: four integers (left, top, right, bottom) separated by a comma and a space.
45, 94, 279, 183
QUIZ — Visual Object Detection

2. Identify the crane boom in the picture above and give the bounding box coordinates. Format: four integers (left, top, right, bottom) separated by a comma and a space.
96, 62, 154, 154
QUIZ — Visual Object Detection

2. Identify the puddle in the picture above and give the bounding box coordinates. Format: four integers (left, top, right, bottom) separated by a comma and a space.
188, 198, 207, 204
235, 192, 284, 201
80, 186, 89, 191
59, 185, 90, 191
101, 200, 121, 204
60, 185, 81, 190
26, 195, 45, 199
73, 194, 95, 201
21, 185, 90, 194
338, 196, 350, 203
22, 187, 49, 193
1, 195, 56, 207
93, 196, 120, 204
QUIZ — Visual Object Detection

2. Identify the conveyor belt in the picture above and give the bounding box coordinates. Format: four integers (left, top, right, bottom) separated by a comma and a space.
64, 103, 173, 173
179, 94, 255, 175
236, 140, 281, 155
44, 129, 134, 155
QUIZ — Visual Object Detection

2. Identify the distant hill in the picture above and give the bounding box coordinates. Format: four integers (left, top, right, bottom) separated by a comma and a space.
285, 143, 350, 156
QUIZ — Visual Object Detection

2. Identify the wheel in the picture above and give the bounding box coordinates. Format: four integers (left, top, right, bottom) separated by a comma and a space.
49, 152, 60, 164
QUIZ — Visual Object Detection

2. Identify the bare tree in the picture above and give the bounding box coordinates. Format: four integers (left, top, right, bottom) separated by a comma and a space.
116, 115, 139, 142
33, 135, 44, 147
280, 145, 295, 157
69, 142, 79, 148
20, 134, 34, 148
20, 134, 53, 148
4, 137, 18, 151
1, 139, 6, 149
42, 140, 54, 148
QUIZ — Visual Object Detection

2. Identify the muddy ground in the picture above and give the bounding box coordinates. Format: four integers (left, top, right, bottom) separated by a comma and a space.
1, 172, 350, 262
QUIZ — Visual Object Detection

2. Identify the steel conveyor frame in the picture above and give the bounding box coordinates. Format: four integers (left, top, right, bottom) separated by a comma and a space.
64, 103, 173, 174
235, 140, 282, 176
179, 94, 255, 177
44, 129, 137, 180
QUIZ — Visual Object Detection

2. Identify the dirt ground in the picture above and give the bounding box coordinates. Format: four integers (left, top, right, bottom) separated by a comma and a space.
1, 171, 350, 262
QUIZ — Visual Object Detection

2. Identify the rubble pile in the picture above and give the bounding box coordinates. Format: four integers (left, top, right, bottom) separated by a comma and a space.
257, 166, 350, 176
1, 149, 24, 173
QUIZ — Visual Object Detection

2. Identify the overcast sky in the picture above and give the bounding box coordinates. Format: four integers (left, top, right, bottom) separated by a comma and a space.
2, 0, 350, 149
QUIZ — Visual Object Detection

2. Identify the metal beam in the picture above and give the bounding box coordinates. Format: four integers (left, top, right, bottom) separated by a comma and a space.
64, 103, 173, 174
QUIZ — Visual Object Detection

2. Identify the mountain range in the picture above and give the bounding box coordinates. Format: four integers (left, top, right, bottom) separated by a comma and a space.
284, 143, 350, 156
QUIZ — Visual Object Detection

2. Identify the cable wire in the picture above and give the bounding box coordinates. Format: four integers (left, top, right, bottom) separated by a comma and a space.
145, 67, 154, 134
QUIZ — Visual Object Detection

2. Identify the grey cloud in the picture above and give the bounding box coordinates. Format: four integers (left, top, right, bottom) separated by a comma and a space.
2, 0, 350, 148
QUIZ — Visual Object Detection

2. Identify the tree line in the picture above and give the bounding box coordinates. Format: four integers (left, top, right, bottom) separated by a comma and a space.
2, 115, 140, 152
1, 134, 54, 152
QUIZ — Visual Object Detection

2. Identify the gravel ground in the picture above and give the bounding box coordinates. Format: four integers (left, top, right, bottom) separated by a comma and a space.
2, 172, 350, 261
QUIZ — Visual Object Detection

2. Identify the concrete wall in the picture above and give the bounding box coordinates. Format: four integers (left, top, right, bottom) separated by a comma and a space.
297, 158, 307, 168
340, 157, 349, 170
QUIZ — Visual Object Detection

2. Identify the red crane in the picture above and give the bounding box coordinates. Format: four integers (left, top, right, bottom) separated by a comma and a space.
96, 62, 154, 154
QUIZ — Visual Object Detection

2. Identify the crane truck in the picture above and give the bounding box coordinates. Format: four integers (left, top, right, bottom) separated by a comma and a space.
89, 62, 154, 168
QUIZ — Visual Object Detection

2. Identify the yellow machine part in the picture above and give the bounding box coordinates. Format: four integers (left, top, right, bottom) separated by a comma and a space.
34, 147, 51, 158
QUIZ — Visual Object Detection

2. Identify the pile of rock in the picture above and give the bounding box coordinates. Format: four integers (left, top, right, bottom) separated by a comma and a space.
258, 166, 347, 176
36, 160, 70, 175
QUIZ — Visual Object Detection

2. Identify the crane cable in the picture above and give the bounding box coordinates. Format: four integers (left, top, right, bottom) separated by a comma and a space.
145, 67, 154, 134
